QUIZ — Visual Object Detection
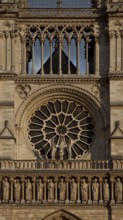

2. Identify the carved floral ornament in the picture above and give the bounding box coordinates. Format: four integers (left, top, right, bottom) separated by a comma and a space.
15, 85, 108, 159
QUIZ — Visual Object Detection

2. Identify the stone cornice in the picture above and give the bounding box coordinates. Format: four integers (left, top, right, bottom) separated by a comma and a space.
0, 73, 108, 84
0, 73, 17, 80
108, 73, 123, 80
15, 76, 108, 84
16, 19, 102, 25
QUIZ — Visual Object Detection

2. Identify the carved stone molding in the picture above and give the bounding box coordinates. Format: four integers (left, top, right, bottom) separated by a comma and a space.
16, 84, 108, 126
0, 73, 16, 80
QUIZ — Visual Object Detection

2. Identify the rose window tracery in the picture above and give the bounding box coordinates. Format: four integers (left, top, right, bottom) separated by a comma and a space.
27, 99, 95, 160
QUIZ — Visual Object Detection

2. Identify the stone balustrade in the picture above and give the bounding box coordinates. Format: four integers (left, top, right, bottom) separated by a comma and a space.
19, 8, 105, 18
0, 160, 112, 170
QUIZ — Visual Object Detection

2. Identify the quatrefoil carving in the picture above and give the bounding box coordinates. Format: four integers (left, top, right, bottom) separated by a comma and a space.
15, 84, 31, 99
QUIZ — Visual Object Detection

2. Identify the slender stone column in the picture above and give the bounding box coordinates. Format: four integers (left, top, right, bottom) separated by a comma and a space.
0, 32, 3, 71
68, 39, 71, 75
0, 178, 1, 203
32, 38, 35, 75
116, 31, 122, 71
5, 31, 10, 71
21, 178, 25, 203
10, 178, 14, 203
21, 36, 26, 74
65, 178, 69, 203
99, 177, 103, 204
43, 178, 47, 203
59, 38, 62, 76
54, 177, 58, 203
109, 30, 115, 72
88, 177, 92, 204
40, 38, 44, 75
111, 177, 115, 204
85, 36, 89, 75
50, 40, 53, 75
95, 35, 99, 76
121, 31, 123, 71
76, 38, 80, 75
77, 177, 81, 204
11, 32, 15, 72
32, 178, 36, 203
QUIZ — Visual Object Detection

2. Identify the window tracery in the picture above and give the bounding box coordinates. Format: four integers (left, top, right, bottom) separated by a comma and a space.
27, 99, 95, 159
24, 25, 95, 75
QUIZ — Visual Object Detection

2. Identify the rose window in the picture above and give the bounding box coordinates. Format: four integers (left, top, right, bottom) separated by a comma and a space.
27, 99, 95, 160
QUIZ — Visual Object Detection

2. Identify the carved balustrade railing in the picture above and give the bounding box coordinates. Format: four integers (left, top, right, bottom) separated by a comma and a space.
0, 160, 112, 170
19, 8, 105, 18
1, 160, 123, 170
0, 160, 123, 205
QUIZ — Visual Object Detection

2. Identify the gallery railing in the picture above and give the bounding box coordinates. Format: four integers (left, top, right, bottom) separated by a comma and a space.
0, 159, 123, 170
19, 8, 105, 18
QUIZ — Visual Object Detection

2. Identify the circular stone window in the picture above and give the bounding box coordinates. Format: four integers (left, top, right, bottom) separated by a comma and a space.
27, 99, 95, 160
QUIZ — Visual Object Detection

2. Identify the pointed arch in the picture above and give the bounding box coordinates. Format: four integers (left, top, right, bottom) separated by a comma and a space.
41, 209, 82, 220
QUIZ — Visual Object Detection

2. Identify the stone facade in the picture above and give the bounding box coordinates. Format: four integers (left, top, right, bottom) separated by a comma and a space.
0, 0, 123, 219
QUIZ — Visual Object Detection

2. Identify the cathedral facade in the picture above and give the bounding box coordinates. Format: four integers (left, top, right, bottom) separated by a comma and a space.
0, 0, 123, 219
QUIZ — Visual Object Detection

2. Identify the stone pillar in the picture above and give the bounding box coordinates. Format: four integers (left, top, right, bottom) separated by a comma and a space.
40, 38, 44, 75
5, 31, 10, 71
10, 178, 14, 203
65, 178, 69, 203
32, 178, 36, 203
68, 39, 71, 75
43, 178, 47, 203
32, 38, 35, 75
86, 36, 90, 75
21, 36, 26, 74
99, 177, 103, 204
0, 32, 3, 71
88, 177, 92, 204
121, 31, 123, 71
54, 177, 58, 203
0, 178, 2, 203
76, 37, 80, 75
59, 38, 62, 76
21, 178, 25, 204
116, 31, 122, 71
109, 30, 115, 72
95, 35, 100, 76
50, 39, 53, 75
111, 177, 115, 204
77, 177, 81, 204
11, 32, 15, 72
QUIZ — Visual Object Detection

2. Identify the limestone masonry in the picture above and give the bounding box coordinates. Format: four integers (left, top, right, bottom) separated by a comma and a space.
0, 0, 123, 219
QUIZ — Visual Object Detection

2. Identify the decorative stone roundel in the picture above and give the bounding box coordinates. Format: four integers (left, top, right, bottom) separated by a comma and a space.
27, 99, 95, 160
